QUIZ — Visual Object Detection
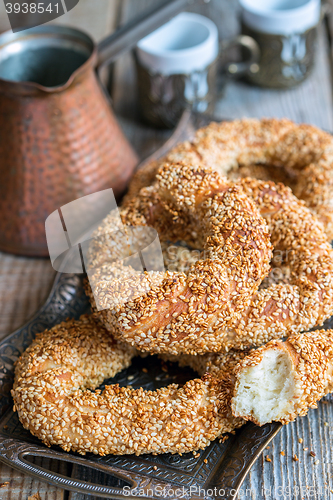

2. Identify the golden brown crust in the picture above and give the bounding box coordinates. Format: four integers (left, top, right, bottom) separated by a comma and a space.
89, 164, 333, 354
228, 178, 333, 344
89, 163, 272, 355
124, 118, 333, 239
12, 315, 243, 456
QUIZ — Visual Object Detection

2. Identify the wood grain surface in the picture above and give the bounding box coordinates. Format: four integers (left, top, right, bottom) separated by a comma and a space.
1, 1, 333, 499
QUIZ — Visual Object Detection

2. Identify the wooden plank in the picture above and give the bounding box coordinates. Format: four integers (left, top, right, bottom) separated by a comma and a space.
0, 461, 67, 500
110, 0, 172, 161
239, 396, 333, 500
0, 3, 11, 33
50, 0, 119, 42
50, 0, 120, 84
189, 0, 239, 40
111, 0, 160, 119
0, 254, 55, 341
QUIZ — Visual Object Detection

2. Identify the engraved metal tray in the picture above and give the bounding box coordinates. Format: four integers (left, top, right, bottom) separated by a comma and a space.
0, 111, 286, 499
0, 273, 282, 499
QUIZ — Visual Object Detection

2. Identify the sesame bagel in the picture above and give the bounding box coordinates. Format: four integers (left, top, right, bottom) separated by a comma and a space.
229, 177, 333, 345
12, 315, 243, 456
124, 118, 333, 239
231, 329, 333, 426
89, 163, 333, 354
88, 163, 272, 355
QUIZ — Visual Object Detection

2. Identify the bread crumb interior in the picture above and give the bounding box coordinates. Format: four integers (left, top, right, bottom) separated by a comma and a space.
232, 349, 296, 425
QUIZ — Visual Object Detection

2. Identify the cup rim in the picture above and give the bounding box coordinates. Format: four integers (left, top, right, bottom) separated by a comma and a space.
239, 0, 320, 35
137, 12, 218, 60
239, 0, 320, 19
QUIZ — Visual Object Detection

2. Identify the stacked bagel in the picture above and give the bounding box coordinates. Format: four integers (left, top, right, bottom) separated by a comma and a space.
12, 119, 333, 456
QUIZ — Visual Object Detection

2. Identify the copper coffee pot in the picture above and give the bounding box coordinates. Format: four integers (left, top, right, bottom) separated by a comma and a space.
0, 0, 190, 256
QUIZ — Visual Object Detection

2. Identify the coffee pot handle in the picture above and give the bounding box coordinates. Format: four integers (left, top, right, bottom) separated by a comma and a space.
96, 0, 196, 70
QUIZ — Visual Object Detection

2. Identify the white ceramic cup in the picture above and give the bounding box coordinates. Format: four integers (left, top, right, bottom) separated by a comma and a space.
135, 12, 259, 127
136, 12, 219, 76
239, 0, 321, 88
239, 0, 321, 36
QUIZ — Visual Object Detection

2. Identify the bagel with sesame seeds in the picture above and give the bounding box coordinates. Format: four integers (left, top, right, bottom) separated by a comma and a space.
124, 118, 333, 240
87, 162, 272, 355
234, 177, 333, 344
11, 314, 244, 456
231, 329, 333, 426
88, 163, 333, 354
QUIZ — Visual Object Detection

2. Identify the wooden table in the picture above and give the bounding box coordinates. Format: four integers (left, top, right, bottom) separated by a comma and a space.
1, 0, 333, 498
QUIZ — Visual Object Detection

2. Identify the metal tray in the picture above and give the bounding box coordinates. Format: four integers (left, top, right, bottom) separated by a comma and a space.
0, 272, 282, 499
0, 111, 285, 499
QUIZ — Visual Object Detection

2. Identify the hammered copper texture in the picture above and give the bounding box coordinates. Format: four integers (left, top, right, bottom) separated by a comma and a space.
0, 66, 138, 257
